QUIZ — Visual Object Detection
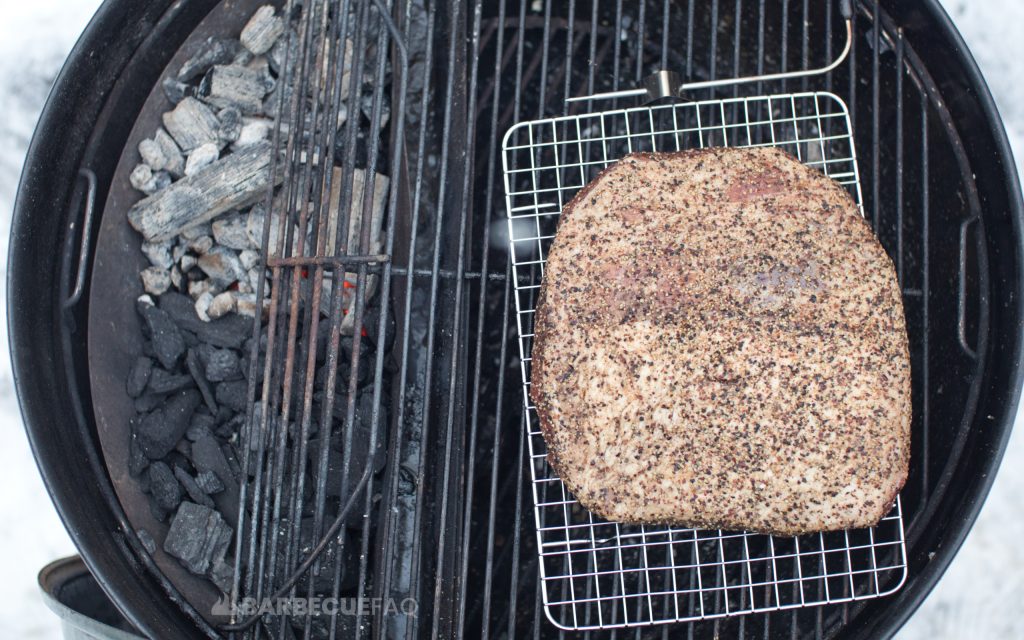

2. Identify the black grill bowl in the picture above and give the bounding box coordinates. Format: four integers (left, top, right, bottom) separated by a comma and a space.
8, 1, 1023, 639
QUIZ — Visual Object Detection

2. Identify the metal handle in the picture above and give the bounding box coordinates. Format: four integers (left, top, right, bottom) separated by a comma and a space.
62, 169, 98, 310
957, 216, 980, 360
568, 0, 854, 104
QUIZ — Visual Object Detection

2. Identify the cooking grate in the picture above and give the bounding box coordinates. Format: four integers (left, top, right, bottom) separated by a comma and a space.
501, 92, 908, 630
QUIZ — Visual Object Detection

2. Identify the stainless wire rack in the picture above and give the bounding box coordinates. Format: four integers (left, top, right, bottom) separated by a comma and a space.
501, 92, 908, 631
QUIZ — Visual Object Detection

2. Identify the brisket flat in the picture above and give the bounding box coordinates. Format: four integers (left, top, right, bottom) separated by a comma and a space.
529, 147, 911, 536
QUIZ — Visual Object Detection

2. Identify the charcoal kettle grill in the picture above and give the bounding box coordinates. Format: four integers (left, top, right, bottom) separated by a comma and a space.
10, 1, 1024, 639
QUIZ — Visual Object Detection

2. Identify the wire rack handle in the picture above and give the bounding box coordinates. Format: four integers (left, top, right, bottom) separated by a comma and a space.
568, 0, 854, 104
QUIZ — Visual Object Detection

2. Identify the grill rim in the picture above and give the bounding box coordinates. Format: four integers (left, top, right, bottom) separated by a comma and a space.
7, 1, 1024, 639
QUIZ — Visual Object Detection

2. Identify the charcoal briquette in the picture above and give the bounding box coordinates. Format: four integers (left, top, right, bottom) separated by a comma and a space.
128, 432, 149, 477
187, 412, 216, 442
160, 292, 250, 349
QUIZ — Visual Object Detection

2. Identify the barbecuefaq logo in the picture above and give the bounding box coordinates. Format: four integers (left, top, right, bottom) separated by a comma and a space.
212, 594, 418, 618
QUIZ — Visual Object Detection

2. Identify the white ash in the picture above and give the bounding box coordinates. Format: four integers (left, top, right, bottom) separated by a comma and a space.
238, 249, 259, 271
140, 267, 172, 296
194, 291, 215, 322
180, 222, 211, 241
141, 240, 174, 270
198, 64, 267, 114
184, 142, 219, 176
162, 97, 221, 152
187, 235, 214, 255
211, 211, 254, 250
207, 291, 236, 320
139, 130, 185, 178
129, 164, 171, 195
197, 246, 247, 287
241, 5, 285, 56
234, 118, 273, 149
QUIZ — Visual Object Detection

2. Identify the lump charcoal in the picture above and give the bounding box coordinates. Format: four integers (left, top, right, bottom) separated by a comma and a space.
198, 65, 267, 115
194, 291, 214, 322
215, 380, 248, 413
238, 249, 259, 270
163, 501, 232, 575
196, 469, 225, 495
205, 348, 241, 382
181, 222, 212, 241
136, 528, 157, 555
198, 246, 247, 287
187, 235, 214, 255
128, 141, 276, 242
133, 391, 167, 414
170, 265, 184, 291
159, 292, 251, 349
128, 432, 149, 476
139, 304, 185, 369
211, 211, 253, 250
162, 97, 221, 153
234, 118, 273, 149
141, 240, 174, 270
187, 412, 216, 442
247, 56, 275, 94
207, 292, 236, 320
180, 254, 197, 273
217, 107, 242, 144
178, 37, 243, 83
148, 461, 183, 511
186, 348, 218, 413
136, 389, 201, 459
241, 6, 285, 55
140, 267, 171, 296
162, 77, 192, 105
191, 435, 240, 528
325, 168, 389, 257
174, 465, 215, 508
150, 502, 169, 523
147, 368, 194, 395
139, 130, 185, 178
184, 142, 220, 176
129, 164, 166, 195
126, 356, 154, 398
178, 328, 200, 349
208, 557, 233, 594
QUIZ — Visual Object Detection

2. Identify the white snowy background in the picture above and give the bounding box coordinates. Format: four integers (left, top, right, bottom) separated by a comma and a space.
0, 0, 1020, 637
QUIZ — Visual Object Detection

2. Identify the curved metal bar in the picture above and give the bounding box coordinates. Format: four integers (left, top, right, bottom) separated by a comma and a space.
567, 16, 853, 104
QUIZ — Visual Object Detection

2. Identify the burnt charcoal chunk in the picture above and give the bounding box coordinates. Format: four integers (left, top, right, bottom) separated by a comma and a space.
136, 390, 201, 459
136, 528, 157, 555
186, 349, 218, 413
206, 348, 241, 382
139, 304, 186, 369
163, 501, 232, 575
221, 442, 242, 483
148, 461, 183, 511
215, 380, 248, 412
178, 37, 243, 83
126, 356, 154, 398
159, 292, 251, 349
196, 469, 225, 495
147, 368, 194, 394
174, 466, 215, 508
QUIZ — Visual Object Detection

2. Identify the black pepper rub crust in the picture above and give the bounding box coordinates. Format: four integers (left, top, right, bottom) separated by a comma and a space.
529, 147, 912, 537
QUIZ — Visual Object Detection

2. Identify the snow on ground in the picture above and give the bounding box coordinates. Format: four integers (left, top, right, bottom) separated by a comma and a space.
0, 1, 1019, 638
